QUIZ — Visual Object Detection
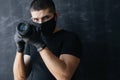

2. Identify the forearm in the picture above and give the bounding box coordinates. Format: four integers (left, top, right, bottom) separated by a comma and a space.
13, 52, 26, 80
39, 47, 71, 80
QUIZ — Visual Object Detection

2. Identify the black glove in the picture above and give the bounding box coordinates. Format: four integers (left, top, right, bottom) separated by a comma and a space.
14, 32, 25, 53
22, 26, 46, 52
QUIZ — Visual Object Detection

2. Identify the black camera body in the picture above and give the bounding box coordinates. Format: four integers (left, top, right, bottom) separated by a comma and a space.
16, 22, 38, 38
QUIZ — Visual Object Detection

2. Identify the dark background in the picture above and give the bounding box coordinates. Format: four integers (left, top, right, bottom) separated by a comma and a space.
0, 0, 120, 80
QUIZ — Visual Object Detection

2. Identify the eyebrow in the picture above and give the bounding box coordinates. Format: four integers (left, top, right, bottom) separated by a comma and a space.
42, 15, 50, 19
31, 15, 50, 19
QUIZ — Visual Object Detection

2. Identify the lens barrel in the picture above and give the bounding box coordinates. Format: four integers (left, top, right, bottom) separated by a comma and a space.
17, 22, 33, 37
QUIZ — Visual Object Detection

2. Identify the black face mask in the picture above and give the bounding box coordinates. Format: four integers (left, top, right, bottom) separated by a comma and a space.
40, 16, 56, 36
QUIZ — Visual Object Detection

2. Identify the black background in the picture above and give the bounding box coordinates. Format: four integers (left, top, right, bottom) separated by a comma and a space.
0, 0, 120, 80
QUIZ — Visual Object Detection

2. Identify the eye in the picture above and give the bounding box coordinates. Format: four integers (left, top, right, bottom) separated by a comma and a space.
42, 16, 50, 21
32, 18, 39, 22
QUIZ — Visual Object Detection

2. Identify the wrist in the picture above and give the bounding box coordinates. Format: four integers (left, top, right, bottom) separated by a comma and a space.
17, 50, 24, 53
17, 47, 24, 53
37, 44, 46, 52
17, 51, 24, 55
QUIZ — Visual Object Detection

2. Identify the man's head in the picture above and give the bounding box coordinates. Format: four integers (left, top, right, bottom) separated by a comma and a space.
30, 0, 58, 36
30, 0, 56, 24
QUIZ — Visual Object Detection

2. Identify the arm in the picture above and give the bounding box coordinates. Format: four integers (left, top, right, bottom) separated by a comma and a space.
13, 32, 31, 80
39, 47, 80, 80
13, 52, 26, 80
22, 27, 80, 79
13, 52, 31, 80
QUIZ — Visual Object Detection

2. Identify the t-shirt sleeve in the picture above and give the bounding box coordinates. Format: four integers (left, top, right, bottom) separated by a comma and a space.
61, 33, 81, 58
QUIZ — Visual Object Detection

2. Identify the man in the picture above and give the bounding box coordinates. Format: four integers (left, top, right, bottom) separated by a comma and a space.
13, 0, 81, 80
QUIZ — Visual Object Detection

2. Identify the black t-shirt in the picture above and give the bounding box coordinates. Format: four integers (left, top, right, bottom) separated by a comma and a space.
24, 29, 81, 80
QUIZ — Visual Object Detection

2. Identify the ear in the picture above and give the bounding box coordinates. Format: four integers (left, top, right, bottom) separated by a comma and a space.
55, 12, 60, 20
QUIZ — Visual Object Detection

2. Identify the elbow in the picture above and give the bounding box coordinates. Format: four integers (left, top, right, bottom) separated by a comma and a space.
57, 72, 71, 80
14, 78, 26, 80
60, 77, 70, 80
62, 74, 71, 80
13, 69, 26, 80
13, 74, 26, 80
13, 73, 26, 80
57, 76, 71, 80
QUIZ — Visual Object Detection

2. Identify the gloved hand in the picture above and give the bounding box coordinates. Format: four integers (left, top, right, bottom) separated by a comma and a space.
22, 26, 46, 52
14, 32, 25, 53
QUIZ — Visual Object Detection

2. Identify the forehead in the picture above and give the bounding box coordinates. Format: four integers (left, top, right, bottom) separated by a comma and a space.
30, 8, 53, 18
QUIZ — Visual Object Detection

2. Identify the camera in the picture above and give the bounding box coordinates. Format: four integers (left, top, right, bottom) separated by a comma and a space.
16, 22, 38, 38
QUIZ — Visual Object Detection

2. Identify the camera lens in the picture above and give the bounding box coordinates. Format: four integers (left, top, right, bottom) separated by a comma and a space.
18, 23, 29, 32
17, 22, 32, 37
19, 23, 28, 31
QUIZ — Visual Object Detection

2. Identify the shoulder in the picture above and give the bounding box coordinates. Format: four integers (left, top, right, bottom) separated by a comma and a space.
61, 30, 81, 57
60, 30, 80, 42
55, 29, 80, 40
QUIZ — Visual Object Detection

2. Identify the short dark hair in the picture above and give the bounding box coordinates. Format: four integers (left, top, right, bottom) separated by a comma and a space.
30, 0, 56, 13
